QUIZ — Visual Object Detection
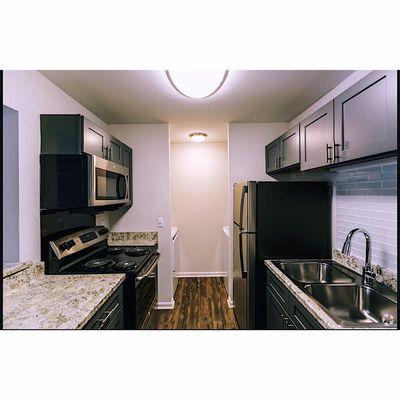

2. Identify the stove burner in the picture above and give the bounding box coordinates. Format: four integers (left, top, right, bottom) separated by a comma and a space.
107, 247, 124, 255
84, 258, 115, 269
113, 261, 138, 271
125, 248, 149, 257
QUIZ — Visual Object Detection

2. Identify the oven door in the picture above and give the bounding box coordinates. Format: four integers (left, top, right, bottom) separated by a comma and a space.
135, 253, 159, 329
91, 155, 129, 206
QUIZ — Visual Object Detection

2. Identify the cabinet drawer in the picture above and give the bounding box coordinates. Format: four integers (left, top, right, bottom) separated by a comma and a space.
84, 284, 124, 330
266, 270, 289, 310
290, 297, 322, 330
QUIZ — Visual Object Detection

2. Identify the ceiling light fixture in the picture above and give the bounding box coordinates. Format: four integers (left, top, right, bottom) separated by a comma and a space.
189, 132, 208, 143
166, 70, 229, 99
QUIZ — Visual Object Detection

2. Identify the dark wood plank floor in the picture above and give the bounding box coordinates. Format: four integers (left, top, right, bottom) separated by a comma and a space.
146, 277, 238, 329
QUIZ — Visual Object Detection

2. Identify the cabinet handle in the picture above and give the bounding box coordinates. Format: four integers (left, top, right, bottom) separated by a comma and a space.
278, 156, 282, 169
283, 316, 295, 330
103, 146, 109, 159
108, 147, 111, 160
98, 302, 120, 329
326, 144, 333, 163
334, 143, 340, 162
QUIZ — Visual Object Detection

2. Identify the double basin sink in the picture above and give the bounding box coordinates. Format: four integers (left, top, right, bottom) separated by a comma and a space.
274, 261, 397, 328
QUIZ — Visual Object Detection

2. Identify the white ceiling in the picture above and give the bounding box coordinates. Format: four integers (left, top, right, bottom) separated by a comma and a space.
40, 70, 353, 124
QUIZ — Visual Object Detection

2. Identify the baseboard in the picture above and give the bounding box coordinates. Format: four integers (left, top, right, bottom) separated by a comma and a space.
227, 296, 234, 308
173, 271, 228, 278
156, 300, 175, 310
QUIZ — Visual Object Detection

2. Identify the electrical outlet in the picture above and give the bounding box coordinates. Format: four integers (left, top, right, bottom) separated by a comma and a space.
157, 216, 165, 228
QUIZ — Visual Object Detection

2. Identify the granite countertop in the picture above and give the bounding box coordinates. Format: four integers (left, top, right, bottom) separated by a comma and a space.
3, 261, 33, 278
3, 263, 125, 330
264, 255, 397, 330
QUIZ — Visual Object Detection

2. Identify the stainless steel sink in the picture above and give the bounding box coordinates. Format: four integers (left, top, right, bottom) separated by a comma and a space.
304, 284, 397, 327
278, 261, 354, 284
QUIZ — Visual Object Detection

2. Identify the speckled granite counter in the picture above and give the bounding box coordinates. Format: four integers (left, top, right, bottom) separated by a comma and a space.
3, 261, 33, 278
108, 231, 158, 246
3, 263, 125, 330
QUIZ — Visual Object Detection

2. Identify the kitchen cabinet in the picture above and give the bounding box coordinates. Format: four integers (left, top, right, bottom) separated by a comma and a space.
84, 284, 124, 330
265, 138, 281, 173
41, 114, 132, 168
334, 70, 397, 163
266, 287, 297, 329
265, 125, 300, 174
108, 135, 124, 165
280, 124, 300, 169
83, 117, 110, 159
266, 269, 322, 330
122, 146, 132, 169
300, 100, 334, 171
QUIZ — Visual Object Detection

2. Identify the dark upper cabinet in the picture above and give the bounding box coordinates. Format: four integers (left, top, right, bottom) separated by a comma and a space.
83, 117, 109, 159
41, 114, 132, 168
108, 136, 124, 165
334, 70, 397, 163
122, 146, 132, 169
280, 124, 300, 169
265, 138, 281, 173
300, 100, 334, 171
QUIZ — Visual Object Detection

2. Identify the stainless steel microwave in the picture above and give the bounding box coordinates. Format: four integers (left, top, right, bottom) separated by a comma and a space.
40, 154, 131, 210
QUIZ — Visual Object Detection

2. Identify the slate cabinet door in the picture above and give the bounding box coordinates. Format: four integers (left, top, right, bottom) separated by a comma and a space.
83, 117, 109, 159
280, 124, 300, 169
266, 287, 297, 330
300, 100, 334, 171
265, 138, 281, 173
334, 70, 397, 163
84, 285, 124, 330
109, 136, 124, 165
266, 270, 321, 330
122, 147, 132, 169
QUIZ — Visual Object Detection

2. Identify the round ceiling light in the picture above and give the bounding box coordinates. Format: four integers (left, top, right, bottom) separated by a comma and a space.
189, 132, 208, 143
166, 70, 229, 99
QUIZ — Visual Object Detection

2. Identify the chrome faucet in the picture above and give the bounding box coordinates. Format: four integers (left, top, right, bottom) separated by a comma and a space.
342, 228, 376, 286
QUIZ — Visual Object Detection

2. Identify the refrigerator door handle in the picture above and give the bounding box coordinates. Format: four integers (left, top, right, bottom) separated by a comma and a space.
239, 230, 247, 279
239, 185, 248, 229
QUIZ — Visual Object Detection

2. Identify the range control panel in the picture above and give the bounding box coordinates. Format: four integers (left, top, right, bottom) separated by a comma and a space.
50, 226, 109, 260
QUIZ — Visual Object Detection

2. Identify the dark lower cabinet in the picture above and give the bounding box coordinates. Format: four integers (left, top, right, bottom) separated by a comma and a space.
266, 269, 322, 330
84, 284, 124, 330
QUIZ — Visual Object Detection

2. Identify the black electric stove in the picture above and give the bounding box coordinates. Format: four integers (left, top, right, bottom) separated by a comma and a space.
66, 245, 158, 276
44, 226, 159, 329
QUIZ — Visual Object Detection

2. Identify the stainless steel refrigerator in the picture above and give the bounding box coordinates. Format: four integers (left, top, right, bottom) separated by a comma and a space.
233, 181, 331, 329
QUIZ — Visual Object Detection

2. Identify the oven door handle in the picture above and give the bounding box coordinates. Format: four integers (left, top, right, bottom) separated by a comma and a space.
136, 254, 160, 282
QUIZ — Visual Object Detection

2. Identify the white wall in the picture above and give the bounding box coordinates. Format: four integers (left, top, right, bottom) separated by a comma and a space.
171, 142, 228, 276
3, 71, 108, 264
227, 123, 288, 300
107, 124, 173, 306
3, 106, 20, 263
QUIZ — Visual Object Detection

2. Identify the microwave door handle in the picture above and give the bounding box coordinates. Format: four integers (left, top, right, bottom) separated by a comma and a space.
239, 230, 247, 279
125, 175, 129, 200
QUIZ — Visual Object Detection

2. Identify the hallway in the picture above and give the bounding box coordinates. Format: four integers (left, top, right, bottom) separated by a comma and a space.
147, 277, 238, 329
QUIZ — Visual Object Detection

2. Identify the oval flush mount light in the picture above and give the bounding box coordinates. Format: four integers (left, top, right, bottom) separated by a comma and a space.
189, 132, 208, 143
166, 70, 229, 99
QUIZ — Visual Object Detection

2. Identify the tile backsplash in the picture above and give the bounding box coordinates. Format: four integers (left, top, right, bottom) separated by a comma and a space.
334, 157, 397, 271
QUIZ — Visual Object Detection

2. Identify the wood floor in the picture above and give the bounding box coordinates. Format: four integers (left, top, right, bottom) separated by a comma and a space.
146, 277, 238, 329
